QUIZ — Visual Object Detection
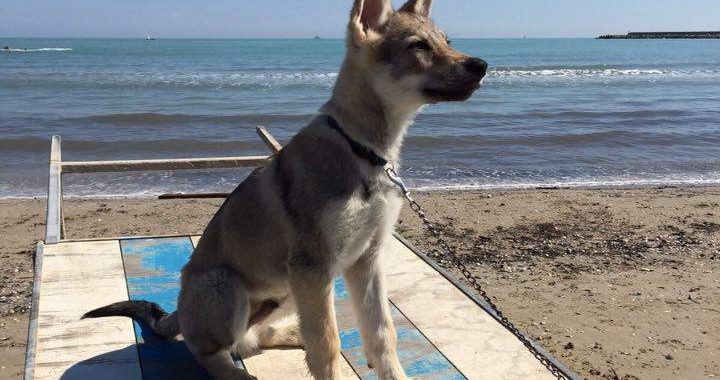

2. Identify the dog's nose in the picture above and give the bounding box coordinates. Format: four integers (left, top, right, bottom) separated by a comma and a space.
464, 57, 488, 77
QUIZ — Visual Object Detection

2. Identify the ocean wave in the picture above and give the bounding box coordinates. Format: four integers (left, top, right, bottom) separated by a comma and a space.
411, 177, 720, 192
68, 112, 316, 125
3, 175, 719, 199
405, 129, 712, 149
96, 71, 339, 88
490, 67, 720, 78
0, 71, 339, 89
3, 66, 716, 89
2, 47, 72, 52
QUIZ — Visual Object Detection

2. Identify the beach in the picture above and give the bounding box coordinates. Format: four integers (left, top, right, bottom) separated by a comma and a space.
2, 37, 719, 380
1, 186, 718, 380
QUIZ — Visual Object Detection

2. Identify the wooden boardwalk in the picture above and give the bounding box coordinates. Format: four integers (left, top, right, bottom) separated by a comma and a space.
26, 235, 578, 380
27, 131, 581, 379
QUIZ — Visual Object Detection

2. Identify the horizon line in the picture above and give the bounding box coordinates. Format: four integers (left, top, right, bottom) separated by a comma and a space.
2, 35, 601, 40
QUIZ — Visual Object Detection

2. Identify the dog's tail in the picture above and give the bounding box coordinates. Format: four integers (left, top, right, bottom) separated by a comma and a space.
82, 300, 180, 339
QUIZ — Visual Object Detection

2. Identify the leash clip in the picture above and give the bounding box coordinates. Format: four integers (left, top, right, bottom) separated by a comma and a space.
384, 164, 411, 199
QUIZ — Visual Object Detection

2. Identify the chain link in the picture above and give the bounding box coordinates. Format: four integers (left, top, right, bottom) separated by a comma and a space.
398, 187, 570, 379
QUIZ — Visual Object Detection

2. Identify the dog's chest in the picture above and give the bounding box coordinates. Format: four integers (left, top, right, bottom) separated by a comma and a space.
324, 186, 403, 272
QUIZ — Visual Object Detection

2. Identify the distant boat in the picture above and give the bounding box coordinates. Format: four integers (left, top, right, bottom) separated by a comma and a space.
314, 36, 321, 40
145, 35, 156, 41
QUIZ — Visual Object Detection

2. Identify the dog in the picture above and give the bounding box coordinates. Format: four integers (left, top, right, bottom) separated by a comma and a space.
83, 0, 487, 379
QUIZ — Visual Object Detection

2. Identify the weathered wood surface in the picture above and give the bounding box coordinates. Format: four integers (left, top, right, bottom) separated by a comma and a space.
190, 236, 359, 379
120, 237, 221, 380
383, 238, 559, 380
121, 236, 358, 380
334, 278, 464, 379
255, 126, 283, 154
242, 347, 359, 380
45, 136, 62, 244
61, 156, 270, 174
30, 235, 569, 379
32, 241, 141, 380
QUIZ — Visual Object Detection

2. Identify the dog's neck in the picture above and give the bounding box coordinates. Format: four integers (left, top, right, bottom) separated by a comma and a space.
320, 59, 422, 165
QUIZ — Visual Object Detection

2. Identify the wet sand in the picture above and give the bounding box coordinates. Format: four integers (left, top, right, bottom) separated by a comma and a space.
1, 187, 718, 379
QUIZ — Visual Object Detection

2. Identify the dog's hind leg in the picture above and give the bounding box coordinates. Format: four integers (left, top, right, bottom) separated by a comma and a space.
344, 249, 408, 380
255, 296, 303, 349
257, 315, 303, 349
288, 252, 342, 380
178, 267, 257, 380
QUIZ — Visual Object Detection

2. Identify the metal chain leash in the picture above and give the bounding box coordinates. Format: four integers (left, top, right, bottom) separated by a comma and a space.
384, 166, 569, 380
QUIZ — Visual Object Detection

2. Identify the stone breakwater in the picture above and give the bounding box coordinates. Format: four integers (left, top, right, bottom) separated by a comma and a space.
598, 31, 720, 39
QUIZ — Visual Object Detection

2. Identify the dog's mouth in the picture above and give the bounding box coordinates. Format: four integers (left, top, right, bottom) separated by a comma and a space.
423, 80, 482, 102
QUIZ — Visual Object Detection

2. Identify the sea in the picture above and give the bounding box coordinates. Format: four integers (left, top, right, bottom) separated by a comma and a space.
1, 38, 719, 198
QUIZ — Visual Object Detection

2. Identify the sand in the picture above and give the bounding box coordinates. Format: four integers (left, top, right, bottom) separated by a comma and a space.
1, 187, 718, 379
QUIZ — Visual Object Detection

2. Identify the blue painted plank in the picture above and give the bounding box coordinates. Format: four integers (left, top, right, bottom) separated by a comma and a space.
120, 237, 244, 380
334, 278, 466, 380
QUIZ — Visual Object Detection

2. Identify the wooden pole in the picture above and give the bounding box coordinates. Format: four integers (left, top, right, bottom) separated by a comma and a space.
256, 126, 283, 154
45, 136, 62, 244
61, 156, 270, 174
156, 128, 285, 200
158, 193, 230, 200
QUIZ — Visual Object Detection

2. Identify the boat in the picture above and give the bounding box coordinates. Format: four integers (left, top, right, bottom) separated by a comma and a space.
24, 127, 581, 380
145, 34, 156, 41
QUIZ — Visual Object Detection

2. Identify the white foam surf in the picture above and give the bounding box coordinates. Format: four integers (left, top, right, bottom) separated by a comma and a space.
3, 47, 72, 52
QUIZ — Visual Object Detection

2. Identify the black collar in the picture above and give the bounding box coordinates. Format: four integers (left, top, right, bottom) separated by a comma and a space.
325, 115, 388, 167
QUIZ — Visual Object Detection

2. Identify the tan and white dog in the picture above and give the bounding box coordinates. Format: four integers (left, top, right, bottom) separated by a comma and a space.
84, 0, 487, 379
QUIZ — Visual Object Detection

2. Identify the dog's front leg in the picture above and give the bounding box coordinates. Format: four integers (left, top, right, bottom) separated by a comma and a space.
288, 251, 342, 380
344, 245, 408, 380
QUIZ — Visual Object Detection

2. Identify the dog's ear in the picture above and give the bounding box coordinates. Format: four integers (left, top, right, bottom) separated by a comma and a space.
399, 0, 433, 17
349, 0, 393, 44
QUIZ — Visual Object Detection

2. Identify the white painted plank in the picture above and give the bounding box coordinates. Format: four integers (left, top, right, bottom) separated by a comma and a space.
45, 136, 62, 244
190, 235, 560, 378
243, 349, 359, 380
255, 126, 283, 154
62, 156, 270, 174
32, 241, 141, 380
383, 237, 557, 380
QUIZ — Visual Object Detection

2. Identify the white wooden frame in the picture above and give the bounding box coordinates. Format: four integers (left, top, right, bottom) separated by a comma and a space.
43, 126, 281, 245
36, 127, 581, 380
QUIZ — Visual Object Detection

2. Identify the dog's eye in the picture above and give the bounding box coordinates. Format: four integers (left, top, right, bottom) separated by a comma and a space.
408, 40, 430, 51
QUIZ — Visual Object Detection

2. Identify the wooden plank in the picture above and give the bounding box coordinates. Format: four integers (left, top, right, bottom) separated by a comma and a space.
242, 349, 359, 380
334, 278, 465, 379
255, 126, 283, 154
395, 236, 582, 380
120, 237, 233, 380
45, 136, 62, 244
24, 242, 45, 380
61, 156, 270, 174
32, 240, 141, 380
382, 238, 559, 380
187, 236, 359, 379
200, 236, 469, 378
158, 193, 230, 200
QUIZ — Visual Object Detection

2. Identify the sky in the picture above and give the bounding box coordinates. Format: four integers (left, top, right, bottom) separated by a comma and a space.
2, 0, 719, 39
